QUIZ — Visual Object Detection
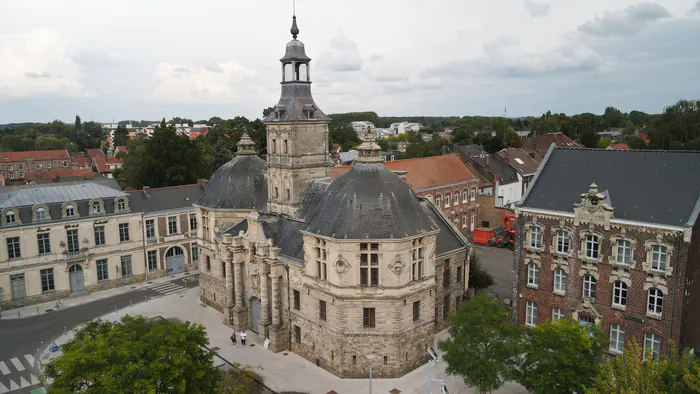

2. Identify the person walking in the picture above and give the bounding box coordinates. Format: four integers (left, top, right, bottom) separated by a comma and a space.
230, 331, 237, 347
241, 330, 247, 346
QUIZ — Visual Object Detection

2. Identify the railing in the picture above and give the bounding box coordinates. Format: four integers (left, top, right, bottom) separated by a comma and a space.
63, 249, 89, 262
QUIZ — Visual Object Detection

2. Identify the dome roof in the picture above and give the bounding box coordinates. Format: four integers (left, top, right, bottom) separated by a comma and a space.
196, 155, 268, 210
300, 163, 438, 239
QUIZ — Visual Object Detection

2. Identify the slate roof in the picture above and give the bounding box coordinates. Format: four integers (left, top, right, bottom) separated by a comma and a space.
521, 148, 700, 227
127, 184, 204, 213
421, 200, 468, 256
196, 155, 268, 210
300, 163, 439, 239
497, 148, 540, 175
456, 144, 487, 158
472, 155, 519, 184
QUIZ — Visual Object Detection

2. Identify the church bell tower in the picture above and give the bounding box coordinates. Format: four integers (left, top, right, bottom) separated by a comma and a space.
264, 15, 330, 217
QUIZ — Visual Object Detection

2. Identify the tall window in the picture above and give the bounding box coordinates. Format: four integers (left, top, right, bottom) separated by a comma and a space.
147, 251, 158, 271
192, 246, 199, 262
37, 233, 51, 255
117, 199, 126, 211
284, 140, 288, 154
443, 295, 450, 318
5, 210, 16, 223
454, 192, 459, 205
552, 308, 565, 321
530, 226, 542, 248
36, 207, 46, 220
94, 226, 105, 246
145, 219, 155, 238
644, 333, 661, 360
360, 243, 379, 287
293, 289, 300, 310
553, 268, 566, 294
585, 235, 599, 259
413, 300, 420, 322
443, 258, 451, 289
316, 238, 327, 281
610, 324, 625, 353
462, 214, 467, 228
65, 204, 75, 217
271, 139, 276, 153
41, 268, 55, 292
119, 223, 130, 242
121, 255, 133, 277
462, 190, 468, 203
616, 240, 632, 265
97, 259, 109, 281
651, 245, 668, 272
470, 188, 476, 200
92, 201, 101, 214
648, 288, 663, 316
527, 263, 539, 287
363, 308, 376, 328
319, 300, 327, 321
456, 265, 463, 285
6, 237, 20, 259
525, 301, 538, 326
412, 238, 423, 281
168, 216, 178, 234
556, 230, 569, 254
67, 229, 79, 252
434, 194, 441, 207
445, 193, 450, 207
189, 213, 197, 231
612, 281, 628, 308
583, 274, 597, 298
294, 325, 301, 343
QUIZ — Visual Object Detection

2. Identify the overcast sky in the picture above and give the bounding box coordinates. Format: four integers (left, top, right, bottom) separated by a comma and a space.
1, 0, 699, 123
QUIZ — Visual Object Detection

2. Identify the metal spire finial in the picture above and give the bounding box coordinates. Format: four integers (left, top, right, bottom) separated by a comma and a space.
290, 0, 299, 39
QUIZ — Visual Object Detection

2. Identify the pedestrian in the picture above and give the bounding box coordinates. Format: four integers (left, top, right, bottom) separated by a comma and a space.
231, 331, 237, 347
241, 330, 247, 346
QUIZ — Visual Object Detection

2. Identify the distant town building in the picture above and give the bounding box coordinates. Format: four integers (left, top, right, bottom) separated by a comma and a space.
350, 121, 375, 134
522, 132, 581, 163
389, 121, 422, 135
0, 150, 71, 182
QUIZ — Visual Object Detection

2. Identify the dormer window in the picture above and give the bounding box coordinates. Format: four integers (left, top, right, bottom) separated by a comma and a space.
5, 210, 16, 224
309, 111, 315, 119
65, 204, 75, 217
36, 207, 46, 221
92, 201, 102, 214
116, 198, 127, 212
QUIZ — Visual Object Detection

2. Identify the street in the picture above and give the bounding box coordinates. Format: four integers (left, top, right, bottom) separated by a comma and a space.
0, 275, 195, 394
472, 244, 515, 302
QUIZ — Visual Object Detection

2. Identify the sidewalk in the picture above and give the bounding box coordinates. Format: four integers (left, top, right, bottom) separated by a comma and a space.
0, 271, 198, 320
40, 286, 528, 394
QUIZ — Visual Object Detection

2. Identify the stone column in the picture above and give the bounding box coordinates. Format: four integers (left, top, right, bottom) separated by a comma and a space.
267, 254, 289, 352
259, 259, 271, 328
271, 271, 281, 326
231, 247, 248, 330
223, 251, 234, 326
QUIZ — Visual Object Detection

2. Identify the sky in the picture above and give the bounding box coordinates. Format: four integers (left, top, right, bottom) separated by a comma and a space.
0, 0, 699, 123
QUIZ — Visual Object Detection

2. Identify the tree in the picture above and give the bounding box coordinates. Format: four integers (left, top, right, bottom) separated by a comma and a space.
329, 123, 360, 152
598, 137, 613, 149
438, 294, 523, 394
74, 115, 82, 131
0, 135, 25, 151
77, 121, 104, 150
375, 138, 389, 151
468, 252, 494, 294
518, 319, 608, 394
43, 315, 220, 393
113, 124, 130, 147
452, 124, 475, 146
216, 367, 262, 394
625, 135, 648, 149
262, 107, 274, 117
209, 138, 234, 172
580, 129, 600, 148
602, 106, 625, 128
502, 128, 522, 148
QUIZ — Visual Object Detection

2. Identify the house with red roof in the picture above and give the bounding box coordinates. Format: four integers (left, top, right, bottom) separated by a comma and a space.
92, 156, 123, 178
0, 149, 71, 182
522, 132, 581, 163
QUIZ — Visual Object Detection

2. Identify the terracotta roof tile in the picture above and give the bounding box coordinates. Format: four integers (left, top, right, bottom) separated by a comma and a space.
330, 154, 476, 191
497, 148, 540, 175
610, 143, 630, 150
25, 168, 97, 180
1, 149, 70, 162
85, 148, 106, 160
92, 157, 110, 173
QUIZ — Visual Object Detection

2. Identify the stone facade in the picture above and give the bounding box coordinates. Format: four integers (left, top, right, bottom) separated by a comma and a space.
513, 184, 699, 356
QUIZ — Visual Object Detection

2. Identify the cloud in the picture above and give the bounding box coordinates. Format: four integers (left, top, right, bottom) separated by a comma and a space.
693, 0, 700, 14
319, 35, 362, 72
524, 1, 549, 17
0, 29, 88, 98
363, 54, 408, 83
578, 2, 671, 37
151, 61, 256, 102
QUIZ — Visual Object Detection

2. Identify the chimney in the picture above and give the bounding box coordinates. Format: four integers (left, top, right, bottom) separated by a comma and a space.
484, 156, 490, 173
391, 170, 408, 182
143, 186, 151, 198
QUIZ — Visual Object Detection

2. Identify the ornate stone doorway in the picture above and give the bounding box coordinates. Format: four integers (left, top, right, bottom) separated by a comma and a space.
69, 264, 85, 292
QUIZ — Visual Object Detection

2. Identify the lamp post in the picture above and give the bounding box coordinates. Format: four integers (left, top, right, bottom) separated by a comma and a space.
366, 354, 376, 394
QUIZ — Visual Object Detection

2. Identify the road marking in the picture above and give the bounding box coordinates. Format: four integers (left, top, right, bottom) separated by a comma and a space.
24, 354, 35, 366
9, 379, 19, 391
0, 381, 8, 394
10, 358, 24, 372
20, 376, 30, 388
0, 361, 9, 375
30, 374, 41, 385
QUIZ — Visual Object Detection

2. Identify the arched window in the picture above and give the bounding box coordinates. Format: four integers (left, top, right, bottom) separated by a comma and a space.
434, 194, 441, 207
647, 288, 663, 316
525, 301, 538, 326
165, 247, 184, 257
527, 263, 539, 287
205, 256, 211, 271
553, 268, 566, 294
36, 207, 46, 220
116, 198, 127, 212
65, 204, 75, 217
297, 63, 308, 81
5, 210, 16, 224
462, 189, 468, 203
283, 63, 293, 82
92, 201, 102, 214
454, 192, 459, 205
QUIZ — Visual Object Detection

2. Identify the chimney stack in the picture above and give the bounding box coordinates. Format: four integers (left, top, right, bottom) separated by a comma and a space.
391, 170, 408, 182
143, 186, 151, 198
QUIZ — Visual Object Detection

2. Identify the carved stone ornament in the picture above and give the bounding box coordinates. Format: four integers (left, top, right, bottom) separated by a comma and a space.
388, 255, 405, 278
335, 254, 351, 278
250, 274, 261, 294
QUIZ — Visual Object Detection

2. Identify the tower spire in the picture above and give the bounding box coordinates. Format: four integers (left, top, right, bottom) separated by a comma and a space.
291, 15, 299, 39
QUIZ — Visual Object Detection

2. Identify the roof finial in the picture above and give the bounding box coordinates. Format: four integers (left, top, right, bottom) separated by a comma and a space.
290, 1, 299, 39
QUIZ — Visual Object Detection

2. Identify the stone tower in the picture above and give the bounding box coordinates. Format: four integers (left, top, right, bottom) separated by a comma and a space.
264, 15, 330, 218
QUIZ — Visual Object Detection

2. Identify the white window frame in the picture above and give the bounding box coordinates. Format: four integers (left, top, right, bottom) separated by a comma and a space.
583, 274, 597, 299
444, 193, 450, 207
5, 210, 16, 223
644, 333, 660, 360
189, 213, 197, 231
168, 216, 178, 235
92, 202, 101, 214
525, 301, 538, 326
556, 230, 569, 254
616, 239, 632, 265
36, 207, 46, 220
462, 214, 467, 228
527, 263, 539, 287
530, 226, 542, 249
651, 245, 668, 272
612, 281, 627, 308
609, 324, 625, 354
462, 190, 468, 203
585, 234, 599, 259
65, 204, 75, 217
470, 188, 476, 200
553, 268, 566, 294
434, 194, 441, 207
552, 308, 565, 321
647, 288, 663, 316
454, 192, 459, 205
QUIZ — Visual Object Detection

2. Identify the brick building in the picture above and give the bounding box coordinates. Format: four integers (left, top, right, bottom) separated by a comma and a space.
521, 132, 581, 163
0, 150, 71, 181
513, 147, 700, 359
330, 154, 480, 234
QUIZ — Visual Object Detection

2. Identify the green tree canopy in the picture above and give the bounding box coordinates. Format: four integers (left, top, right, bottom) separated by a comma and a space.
113, 124, 130, 147
602, 106, 625, 128
43, 315, 220, 393
598, 137, 613, 149
518, 319, 608, 394
438, 294, 523, 394
452, 124, 475, 145
468, 252, 494, 294
1, 135, 26, 151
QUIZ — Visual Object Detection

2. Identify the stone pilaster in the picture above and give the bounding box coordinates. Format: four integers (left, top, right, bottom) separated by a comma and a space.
223, 252, 234, 326
259, 259, 271, 337
232, 251, 248, 329
267, 258, 289, 352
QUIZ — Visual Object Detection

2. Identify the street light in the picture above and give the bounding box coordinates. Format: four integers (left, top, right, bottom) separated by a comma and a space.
427, 347, 449, 394
367, 354, 377, 394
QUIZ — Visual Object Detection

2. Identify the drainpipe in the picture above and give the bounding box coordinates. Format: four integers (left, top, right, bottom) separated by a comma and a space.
141, 215, 148, 282
513, 211, 524, 324
286, 265, 292, 349
668, 231, 683, 355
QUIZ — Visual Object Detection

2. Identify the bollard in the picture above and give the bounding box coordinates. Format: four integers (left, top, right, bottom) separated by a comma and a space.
114, 305, 117, 313
64, 326, 67, 335
18, 310, 20, 318
130, 300, 132, 308
37, 306, 39, 315
145, 294, 147, 303
51, 335, 54, 343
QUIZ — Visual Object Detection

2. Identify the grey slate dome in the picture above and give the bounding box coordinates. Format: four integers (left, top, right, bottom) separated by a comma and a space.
300, 163, 438, 239
196, 136, 268, 210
